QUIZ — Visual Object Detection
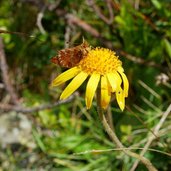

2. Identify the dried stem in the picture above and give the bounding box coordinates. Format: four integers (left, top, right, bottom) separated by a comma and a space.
37, 8, 46, 34
130, 103, 171, 171
0, 93, 76, 114
65, 13, 100, 38
96, 88, 158, 171
0, 37, 19, 105
86, 0, 114, 25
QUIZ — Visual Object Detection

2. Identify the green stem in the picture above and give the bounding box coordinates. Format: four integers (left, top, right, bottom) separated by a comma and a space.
96, 88, 158, 171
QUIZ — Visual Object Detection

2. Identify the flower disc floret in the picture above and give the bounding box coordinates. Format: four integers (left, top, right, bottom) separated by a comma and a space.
78, 48, 122, 75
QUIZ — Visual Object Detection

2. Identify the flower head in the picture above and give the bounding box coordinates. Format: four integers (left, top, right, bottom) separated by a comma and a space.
51, 47, 129, 111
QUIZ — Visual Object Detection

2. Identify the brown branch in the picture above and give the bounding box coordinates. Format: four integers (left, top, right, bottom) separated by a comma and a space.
130, 103, 171, 171
86, 0, 114, 25
134, 0, 140, 10
56, 11, 113, 48
37, 8, 46, 34
0, 30, 34, 38
56, 9, 102, 39
65, 13, 100, 38
0, 94, 76, 114
118, 50, 163, 70
0, 37, 19, 105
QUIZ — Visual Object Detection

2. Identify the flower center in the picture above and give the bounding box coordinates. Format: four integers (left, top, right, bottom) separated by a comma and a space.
78, 48, 122, 75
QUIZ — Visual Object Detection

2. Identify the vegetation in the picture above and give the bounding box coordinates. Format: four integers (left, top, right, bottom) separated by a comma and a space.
0, 0, 171, 170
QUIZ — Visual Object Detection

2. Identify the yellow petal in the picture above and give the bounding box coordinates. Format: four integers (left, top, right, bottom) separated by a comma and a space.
60, 71, 88, 99
107, 72, 122, 92
118, 71, 129, 97
117, 66, 124, 73
86, 74, 100, 109
51, 67, 80, 86
101, 75, 111, 109
116, 87, 125, 111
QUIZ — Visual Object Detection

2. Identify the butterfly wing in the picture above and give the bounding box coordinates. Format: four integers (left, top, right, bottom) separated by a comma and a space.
51, 41, 90, 68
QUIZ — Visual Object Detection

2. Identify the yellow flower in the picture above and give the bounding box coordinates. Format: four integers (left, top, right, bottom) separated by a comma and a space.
51, 47, 129, 111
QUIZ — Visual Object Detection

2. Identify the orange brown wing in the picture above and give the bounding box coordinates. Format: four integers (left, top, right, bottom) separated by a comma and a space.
51, 41, 90, 68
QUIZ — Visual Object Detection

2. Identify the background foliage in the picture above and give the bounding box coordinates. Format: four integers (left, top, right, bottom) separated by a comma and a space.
0, 0, 171, 170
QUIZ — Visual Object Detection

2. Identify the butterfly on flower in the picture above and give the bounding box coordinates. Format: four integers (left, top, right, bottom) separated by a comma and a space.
51, 40, 91, 68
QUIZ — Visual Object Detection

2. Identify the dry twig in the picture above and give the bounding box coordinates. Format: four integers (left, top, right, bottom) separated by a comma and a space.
65, 13, 100, 38
86, 0, 114, 25
96, 88, 158, 171
0, 37, 19, 105
130, 104, 171, 171
0, 94, 76, 114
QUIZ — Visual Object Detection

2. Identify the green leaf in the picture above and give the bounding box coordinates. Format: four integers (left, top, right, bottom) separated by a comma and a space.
120, 125, 132, 135
163, 39, 171, 58
151, 0, 162, 9
32, 129, 46, 152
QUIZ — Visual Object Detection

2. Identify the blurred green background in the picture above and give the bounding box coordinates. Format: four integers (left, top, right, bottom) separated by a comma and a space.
0, 0, 171, 170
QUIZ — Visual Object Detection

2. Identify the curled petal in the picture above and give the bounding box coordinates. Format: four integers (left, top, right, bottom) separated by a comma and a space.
118, 71, 129, 97
60, 71, 88, 99
116, 87, 125, 111
101, 75, 111, 109
107, 72, 122, 92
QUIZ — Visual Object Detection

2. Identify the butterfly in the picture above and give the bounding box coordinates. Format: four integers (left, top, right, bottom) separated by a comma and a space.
51, 40, 91, 68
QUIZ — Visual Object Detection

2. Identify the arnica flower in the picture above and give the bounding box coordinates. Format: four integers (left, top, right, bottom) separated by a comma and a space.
51, 47, 129, 111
